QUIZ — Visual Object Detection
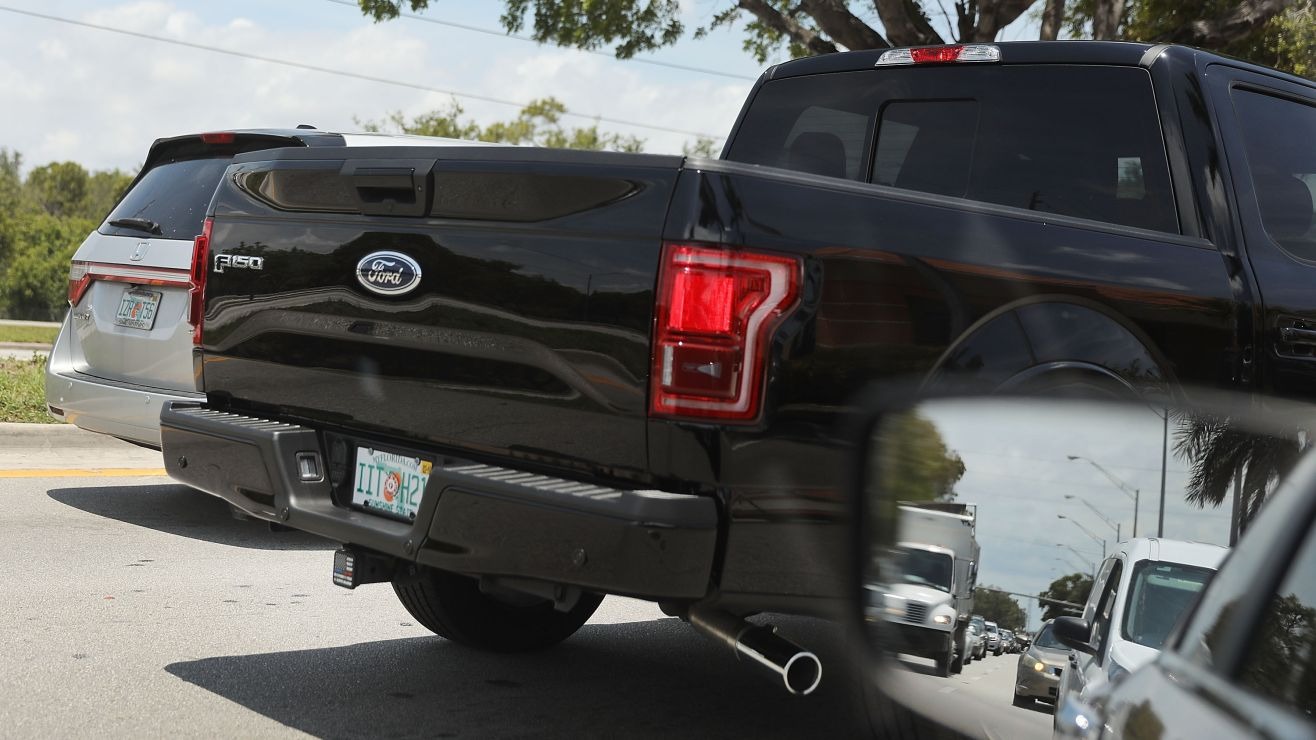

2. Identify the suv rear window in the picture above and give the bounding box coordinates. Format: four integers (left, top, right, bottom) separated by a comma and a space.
101, 156, 233, 240
726, 64, 1177, 233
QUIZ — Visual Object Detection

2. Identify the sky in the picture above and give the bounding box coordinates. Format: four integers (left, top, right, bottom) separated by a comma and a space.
882, 398, 1256, 632
0, 0, 1042, 174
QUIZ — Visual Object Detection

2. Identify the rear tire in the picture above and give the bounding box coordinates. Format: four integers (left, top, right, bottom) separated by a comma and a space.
935, 650, 952, 677
950, 650, 965, 674
393, 566, 604, 652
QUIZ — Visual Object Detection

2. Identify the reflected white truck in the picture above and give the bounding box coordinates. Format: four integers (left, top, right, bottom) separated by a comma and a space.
881, 502, 980, 676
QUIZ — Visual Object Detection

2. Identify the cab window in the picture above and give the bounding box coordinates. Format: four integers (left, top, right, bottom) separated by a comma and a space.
727, 64, 1177, 233
1231, 89, 1316, 261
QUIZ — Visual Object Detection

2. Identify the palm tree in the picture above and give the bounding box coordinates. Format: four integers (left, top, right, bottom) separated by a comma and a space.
1173, 413, 1306, 540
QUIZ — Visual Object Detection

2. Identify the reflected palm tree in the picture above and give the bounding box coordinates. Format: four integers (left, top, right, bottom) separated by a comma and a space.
1173, 413, 1306, 538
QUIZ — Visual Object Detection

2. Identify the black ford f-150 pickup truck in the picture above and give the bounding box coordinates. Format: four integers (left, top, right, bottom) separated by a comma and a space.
160, 42, 1315, 692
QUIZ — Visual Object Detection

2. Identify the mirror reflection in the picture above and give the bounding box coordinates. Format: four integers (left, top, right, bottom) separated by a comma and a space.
862, 397, 1308, 739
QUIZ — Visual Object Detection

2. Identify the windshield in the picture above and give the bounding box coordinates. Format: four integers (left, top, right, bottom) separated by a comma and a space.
1122, 560, 1215, 649
897, 547, 953, 592
1032, 624, 1065, 650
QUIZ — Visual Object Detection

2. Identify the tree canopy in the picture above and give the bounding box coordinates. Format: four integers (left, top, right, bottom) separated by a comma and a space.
0, 150, 132, 320
362, 96, 721, 155
974, 586, 1027, 630
875, 412, 966, 504
1038, 571, 1092, 621
355, 1, 1311, 76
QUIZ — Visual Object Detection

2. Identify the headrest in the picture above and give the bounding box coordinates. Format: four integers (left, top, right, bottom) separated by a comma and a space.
787, 132, 847, 180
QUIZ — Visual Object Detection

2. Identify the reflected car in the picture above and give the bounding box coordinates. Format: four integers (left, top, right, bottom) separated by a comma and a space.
1058, 456, 1316, 738
1014, 620, 1067, 707
1053, 537, 1226, 730
985, 620, 1003, 655
969, 615, 988, 661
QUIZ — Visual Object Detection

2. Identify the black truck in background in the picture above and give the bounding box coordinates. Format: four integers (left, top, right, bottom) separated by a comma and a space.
161, 42, 1316, 692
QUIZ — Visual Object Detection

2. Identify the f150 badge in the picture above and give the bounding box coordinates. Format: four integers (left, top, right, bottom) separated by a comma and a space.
214, 254, 264, 273
356, 251, 423, 296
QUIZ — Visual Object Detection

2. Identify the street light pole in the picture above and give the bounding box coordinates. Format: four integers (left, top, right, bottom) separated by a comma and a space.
1068, 455, 1140, 538
1058, 515, 1107, 560
1055, 544, 1096, 576
1063, 494, 1121, 542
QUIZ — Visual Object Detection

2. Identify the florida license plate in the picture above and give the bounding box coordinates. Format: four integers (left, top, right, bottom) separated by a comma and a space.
351, 446, 431, 521
114, 288, 162, 330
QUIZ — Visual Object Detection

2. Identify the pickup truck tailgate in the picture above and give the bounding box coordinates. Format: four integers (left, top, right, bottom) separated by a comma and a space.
200, 146, 683, 479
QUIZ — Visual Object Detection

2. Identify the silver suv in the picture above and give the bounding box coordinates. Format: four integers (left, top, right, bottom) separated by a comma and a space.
46, 129, 484, 448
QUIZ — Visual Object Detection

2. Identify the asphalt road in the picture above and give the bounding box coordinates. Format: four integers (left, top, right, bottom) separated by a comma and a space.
2, 434, 877, 739
885, 652, 1053, 740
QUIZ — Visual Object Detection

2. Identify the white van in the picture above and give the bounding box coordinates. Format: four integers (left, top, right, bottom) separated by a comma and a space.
1052, 537, 1226, 725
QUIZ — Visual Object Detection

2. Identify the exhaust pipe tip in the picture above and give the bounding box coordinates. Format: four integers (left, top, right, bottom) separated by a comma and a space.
781, 650, 823, 695
686, 606, 823, 695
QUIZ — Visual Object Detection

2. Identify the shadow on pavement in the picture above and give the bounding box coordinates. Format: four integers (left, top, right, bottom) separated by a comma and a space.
48, 484, 333, 551
166, 616, 865, 738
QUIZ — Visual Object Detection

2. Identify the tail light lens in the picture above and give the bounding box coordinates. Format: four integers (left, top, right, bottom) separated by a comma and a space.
650, 243, 801, 422
875, 44, 1001, 66
68, 261, 91, 306
189, 217, 212, 344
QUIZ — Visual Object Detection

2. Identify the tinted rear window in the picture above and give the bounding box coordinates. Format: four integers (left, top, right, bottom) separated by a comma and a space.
726, 65, 1177, 233
102, 157, 232, 240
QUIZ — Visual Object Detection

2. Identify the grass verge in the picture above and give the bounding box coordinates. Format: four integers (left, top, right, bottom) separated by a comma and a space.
0, 355, 54, 423
0, 324, 58, 345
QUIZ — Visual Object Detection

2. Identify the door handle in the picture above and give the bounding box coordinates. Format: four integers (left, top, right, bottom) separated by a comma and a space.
1280, 326, 1316, 345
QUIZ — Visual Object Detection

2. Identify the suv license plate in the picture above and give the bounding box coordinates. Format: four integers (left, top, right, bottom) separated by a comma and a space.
114, 288, 162, 331
351, 446, 432, 522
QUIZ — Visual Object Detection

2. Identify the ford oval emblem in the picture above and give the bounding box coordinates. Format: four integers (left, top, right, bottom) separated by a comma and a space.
356, 251, 423, 296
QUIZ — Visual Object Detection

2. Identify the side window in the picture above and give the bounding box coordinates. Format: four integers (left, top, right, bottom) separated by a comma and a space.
1235, 524, 1316, 716
1231, 89, 1316, 261
1089, 561, 1123, 664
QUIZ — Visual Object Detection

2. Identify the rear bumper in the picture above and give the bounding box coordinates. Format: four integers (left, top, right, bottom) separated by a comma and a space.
46, 329, 202, 448
160, 402, 719, 600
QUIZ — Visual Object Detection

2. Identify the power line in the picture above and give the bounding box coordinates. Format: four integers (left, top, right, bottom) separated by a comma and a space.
0, 4, 726, 140
319, 0, 758, 82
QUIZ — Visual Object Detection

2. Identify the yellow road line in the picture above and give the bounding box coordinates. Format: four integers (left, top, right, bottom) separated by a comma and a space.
0, 468, 168, 478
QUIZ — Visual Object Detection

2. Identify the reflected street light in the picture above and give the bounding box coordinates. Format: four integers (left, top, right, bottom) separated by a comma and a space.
1063, 494, 1121, 542
1068, 454, 1139, 538
1056, 544, 1096, 575
1055, 555, 1095, 578
1058, 514, 1107, 560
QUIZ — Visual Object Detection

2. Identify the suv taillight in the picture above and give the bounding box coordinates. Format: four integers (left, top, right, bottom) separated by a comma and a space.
68, 261, 91, 306
189, 217, 212, 345
650, 243, 801, 422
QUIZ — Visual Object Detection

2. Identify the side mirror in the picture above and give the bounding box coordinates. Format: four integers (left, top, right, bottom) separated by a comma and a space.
1052, 615, 1097, 654
848, 391, 1309, 737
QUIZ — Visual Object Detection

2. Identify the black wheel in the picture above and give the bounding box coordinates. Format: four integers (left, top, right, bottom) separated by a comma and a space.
950, 649, 965, 674
935, 650, 952, 677
1012, 693, 1032, 708
393, 566, 604, 652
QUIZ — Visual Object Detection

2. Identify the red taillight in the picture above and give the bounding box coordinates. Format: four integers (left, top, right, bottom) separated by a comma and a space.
911, 45, 964, 64
650, 243, 801, 422
68, 261, 91, 306
189, 217, 212, 344
199, 132, 235, 145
